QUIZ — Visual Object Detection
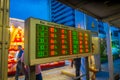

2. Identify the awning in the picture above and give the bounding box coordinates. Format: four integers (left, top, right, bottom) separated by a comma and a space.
58, 0, 120, 28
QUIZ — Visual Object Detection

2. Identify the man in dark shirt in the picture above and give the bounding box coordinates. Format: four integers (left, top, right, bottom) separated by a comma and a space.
71, 58, 81, 80
74, 58, 81, 80
15, 45, 24, 80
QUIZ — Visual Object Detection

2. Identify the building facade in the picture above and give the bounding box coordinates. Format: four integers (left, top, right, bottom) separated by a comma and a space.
50, 0, 75, 27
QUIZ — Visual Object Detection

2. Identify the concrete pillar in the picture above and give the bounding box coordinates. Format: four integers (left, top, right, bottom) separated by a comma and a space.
104, 23, 114, 80
0, 0, 9, 80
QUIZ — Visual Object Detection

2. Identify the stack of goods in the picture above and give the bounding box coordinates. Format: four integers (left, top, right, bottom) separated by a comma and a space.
8, 24, 24, 76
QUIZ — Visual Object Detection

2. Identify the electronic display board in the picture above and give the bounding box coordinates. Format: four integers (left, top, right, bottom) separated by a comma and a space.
25, 18, 92, 65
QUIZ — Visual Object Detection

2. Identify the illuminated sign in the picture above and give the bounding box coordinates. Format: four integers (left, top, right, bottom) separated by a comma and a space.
86, 16, 98, 32
36, 24, 91, 58
25, 18, 92, 65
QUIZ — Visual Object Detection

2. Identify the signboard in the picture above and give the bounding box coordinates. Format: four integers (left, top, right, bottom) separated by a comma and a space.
86, 15, 98, 32
25, 18, 92, 65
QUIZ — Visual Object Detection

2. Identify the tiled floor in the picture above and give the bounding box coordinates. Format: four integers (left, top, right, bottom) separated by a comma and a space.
8, 59, 120, 80
96, 58, 120, 80
101, 59, 120, 75
8, 76, 25, 80
8, 66, 73, 80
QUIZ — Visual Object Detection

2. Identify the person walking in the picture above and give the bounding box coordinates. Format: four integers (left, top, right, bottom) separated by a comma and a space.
21, 50, 43, 80
71, 58, 81, 80
15, 45, 27, 80
35, 65, 43, 80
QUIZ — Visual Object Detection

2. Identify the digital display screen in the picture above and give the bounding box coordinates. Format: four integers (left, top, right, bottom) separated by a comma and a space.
36, 24, 91, 58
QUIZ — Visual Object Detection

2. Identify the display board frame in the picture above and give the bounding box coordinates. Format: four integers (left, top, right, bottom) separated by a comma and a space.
92, 37, 100, 54
25, 18, 93, 66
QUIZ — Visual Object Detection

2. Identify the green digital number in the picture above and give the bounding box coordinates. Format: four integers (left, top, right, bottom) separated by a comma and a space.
73, 36, 78, 40
73, 50, 77, 54
54, 34, 57, 38
40, 38, 44, 43
73, 41, 79, 44
55, 46, 57, 49
39, 45, 45, 50
72, 31, 77, 35
54, 28, 57, 32
54, 40, 57, 43
40, 32, 44, 37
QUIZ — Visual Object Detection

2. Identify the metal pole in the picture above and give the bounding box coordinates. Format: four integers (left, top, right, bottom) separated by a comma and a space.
105, 23, 114, 80
29, 66, 36, 80
0, 0, 3, 78
84, 14, 89, 80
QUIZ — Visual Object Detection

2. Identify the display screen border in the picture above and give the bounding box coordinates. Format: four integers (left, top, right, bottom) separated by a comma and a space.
25, 18, 93, 66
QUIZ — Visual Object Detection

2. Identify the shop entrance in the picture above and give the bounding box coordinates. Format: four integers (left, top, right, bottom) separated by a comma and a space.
8, 18, 24, 77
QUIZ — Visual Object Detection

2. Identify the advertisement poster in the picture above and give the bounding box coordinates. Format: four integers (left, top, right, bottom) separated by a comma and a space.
86, 15, 98, 32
